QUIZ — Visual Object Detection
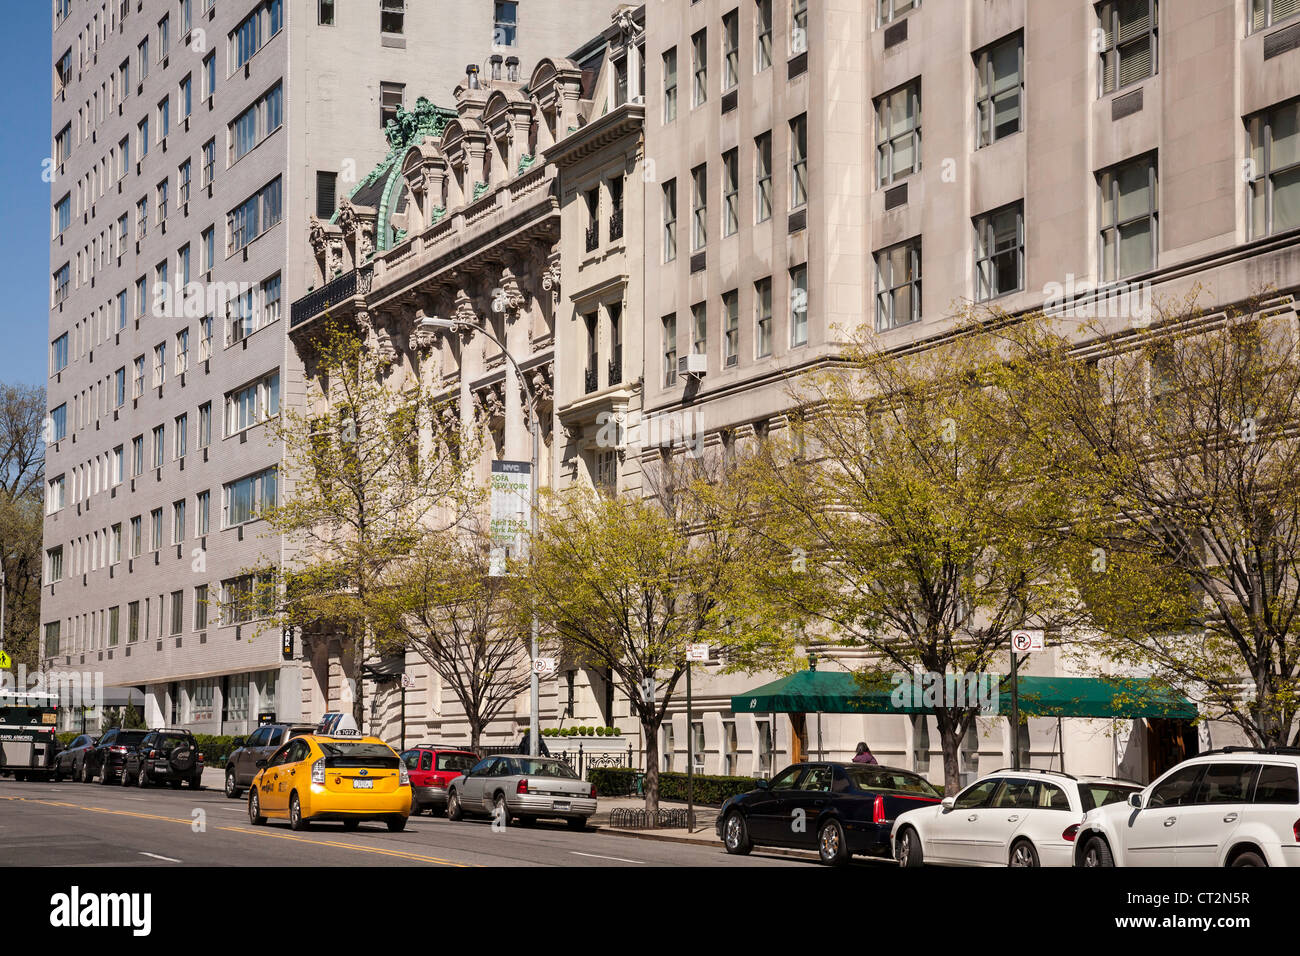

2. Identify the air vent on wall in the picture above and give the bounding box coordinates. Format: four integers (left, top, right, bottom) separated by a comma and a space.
1264, 21, 1300, 60
884, 19, 908, 48
1112, 88, 1143, 121
884, 182, 909, 210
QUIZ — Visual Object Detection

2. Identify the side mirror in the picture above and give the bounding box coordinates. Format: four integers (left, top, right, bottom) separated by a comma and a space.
232, 737, 245, 748
1128, 792, 1145, 810
941, 797, 955, 810
754, 779, 770, 790
255, 758, 268, 769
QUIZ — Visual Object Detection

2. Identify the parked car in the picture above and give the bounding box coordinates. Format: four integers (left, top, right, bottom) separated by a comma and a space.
446, 754, 596, 829
247, 731, 412, 832
85, 728, 150, 785
891, 769, 1140, 868
1074, 748, 1300, 867
52, 734, 98, 782
224, 722, 315, 798
121, 729, 204, 789
718, 762, 943, 865
400, 745, 479, 815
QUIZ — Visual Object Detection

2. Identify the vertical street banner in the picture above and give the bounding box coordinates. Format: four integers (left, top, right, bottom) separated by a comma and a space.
489, 460, 530, 576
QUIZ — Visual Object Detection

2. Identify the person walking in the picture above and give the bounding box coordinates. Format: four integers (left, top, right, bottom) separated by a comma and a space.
852, 742, 878, 765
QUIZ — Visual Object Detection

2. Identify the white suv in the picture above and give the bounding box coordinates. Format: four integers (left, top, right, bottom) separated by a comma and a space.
892, 769, 1140, 867
1074, 749, 1300, 867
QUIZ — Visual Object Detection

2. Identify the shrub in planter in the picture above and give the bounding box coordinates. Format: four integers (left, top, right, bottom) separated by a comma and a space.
589, 767, 640, 796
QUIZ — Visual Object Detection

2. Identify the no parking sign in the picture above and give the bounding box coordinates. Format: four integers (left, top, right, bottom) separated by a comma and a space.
1011, 629, 1044, 653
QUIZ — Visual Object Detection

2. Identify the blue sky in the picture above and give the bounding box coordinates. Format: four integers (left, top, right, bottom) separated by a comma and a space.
0, 5, 53, 388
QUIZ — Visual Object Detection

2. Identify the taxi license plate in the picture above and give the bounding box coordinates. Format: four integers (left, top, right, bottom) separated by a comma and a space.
553, 800, 570, 811
352, 779, 374, 789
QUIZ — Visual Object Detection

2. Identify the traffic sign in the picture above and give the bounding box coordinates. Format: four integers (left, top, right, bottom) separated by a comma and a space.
0, 650, 10, 669
1011, 629, 1045, 653
686, 643, 710, 662
533, 657, 557, 676
400, 673, 415, 689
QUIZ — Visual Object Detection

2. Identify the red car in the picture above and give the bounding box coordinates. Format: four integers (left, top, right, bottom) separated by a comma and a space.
400, 746, 479, 815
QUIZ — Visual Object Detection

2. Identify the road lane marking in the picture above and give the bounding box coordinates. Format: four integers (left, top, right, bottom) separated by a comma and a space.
570, 851, 646, 864
0, 795, 472, 867
140, 852, 181, 863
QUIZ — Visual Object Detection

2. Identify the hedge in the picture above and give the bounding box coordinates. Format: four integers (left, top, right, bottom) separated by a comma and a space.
588, 766, 760, 805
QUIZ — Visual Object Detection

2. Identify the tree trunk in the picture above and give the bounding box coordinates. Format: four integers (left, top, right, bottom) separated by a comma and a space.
351, 627, 366, 730
470, 721, 482, 753
642, 717, 660, 814
936, 711, 965, 795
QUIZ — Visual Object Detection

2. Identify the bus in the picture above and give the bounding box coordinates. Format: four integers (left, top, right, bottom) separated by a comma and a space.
0, 690, 60, 781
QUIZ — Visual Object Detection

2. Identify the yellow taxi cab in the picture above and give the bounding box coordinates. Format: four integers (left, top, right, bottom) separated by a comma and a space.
247, 728, 412, 832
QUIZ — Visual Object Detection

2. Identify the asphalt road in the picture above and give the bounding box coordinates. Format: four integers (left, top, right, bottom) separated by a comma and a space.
0, 778, 820, 868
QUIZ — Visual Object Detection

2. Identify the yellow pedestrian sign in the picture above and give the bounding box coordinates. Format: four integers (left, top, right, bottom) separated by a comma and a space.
0, 650, 11, 669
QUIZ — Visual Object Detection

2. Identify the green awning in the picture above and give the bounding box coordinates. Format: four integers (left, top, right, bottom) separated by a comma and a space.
731, 670, 1196, 720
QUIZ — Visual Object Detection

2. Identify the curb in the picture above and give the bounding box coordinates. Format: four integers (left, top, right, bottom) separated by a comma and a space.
592, 825, 827, 861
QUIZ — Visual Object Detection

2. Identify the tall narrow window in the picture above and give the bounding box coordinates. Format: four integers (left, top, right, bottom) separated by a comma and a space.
755, 131, 773, 223
722, 10, 740, 93
692, 302, 708, 356
790, 114, 808, 208
975, 34, 1022, 148
723, 290, 739, 367
722, 149, 739, 237
878, 0, 918, 26
755, 277, 773, 357
1098, 154, 1157, 280
692, 30, 708, 107
316, 170, 338, 219
1097, 0, 1157, 96
692, 164, 708, 250
1247, 99, 1300, 240
380, 82, 405, 129
875, 239, 921, 330
791, 0, 808, 54
974, 202, 1024, 301
876, 81, 920, 187
493, 1, 518, 46
662, 179, 677, 262
663, 48, 678, 123
662, 314, 678, 387
756, 0, 773, 72
789, 265, 808, 346
319, 0, 336, 26
1252, 0, 1300, 31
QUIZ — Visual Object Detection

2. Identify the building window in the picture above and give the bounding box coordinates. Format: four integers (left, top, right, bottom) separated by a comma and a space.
722, 149, 739, 236
196, 490, 210, 535
179, 160, 192, 205
222, 572, 274, 625
692, 302, 708, 356
225, 371, 280, 436
1247, 98, 1300, 240
723, 290, 739, 367
692, 29, 708, 107
974, 203, 1024, 301
54, 194, 72, 236
151, 507, 164, 552
755, 277, 773, 357
316, 170, 338, 219
662, 179, 677, 262
662, 314, 678, 387
789, 265, 808, 346
128, 601, 140, 643
232, 0, 283, 72
53, 263, 71, 305
1098, 154, 1157, 281
756, 0, 773, 71
975, 34, 1022, 148
230, 82, 283, 163
202, 227, 215, 271
663, 48, 678, 123
170, 591, 184, 636
692, 164, 708, 250
174, 411, 188, 458
194, 584, 209, 630
876, 81, 920, 187
493, 1, 517, 46
1252, 0, 1300, 30
51, 334, 69, 374
198, 401, 212, 447
129, 516, 141, 557
262, 274, 282, 326
754, 131, 774, 223
131, 435, 144, 475
227, 177, 282, 253
202, 139, 216, 187
789, 114, 808, 208
722, 9, 740, 93
203, 52, 216, 100
878, 0, 917, 25
152, 342, 167, 387
791, 0, 808, 53
46, 546, 64, 584
875, 239, 921, 330
108, 606, 120, 647
152, 425, 165, 468
1097, 0, 1157, 96
172, 499, 186, 544
380, 82, 405, 129
223, 467, 277, 528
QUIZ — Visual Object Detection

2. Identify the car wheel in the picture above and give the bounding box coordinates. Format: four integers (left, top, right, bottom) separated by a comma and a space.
224, 770, 241, 800
120, 764, 132, 786
342, 819, 361, 831
80, 761, 91, 784
895, 826, 924, 868
248, 790, 267, 826
492, 792, 512, 827
137, 764, 149, 788
99, 764, 113, 785
289, 793, 310, 831
189, 774, 202, 790
817, 818, 851, 866
1009, 839, 1040, 867
387, 816, 407, 833
446, 789, 464, 822
53, 764, 64, 783
723, 811, 753, 855
1230, 850, 1267, 867
1081, 835, 1115, 867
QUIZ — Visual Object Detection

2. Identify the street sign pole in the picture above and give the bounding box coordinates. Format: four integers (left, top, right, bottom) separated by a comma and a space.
686, 658, 694, 831
1010, 644, 1020, 771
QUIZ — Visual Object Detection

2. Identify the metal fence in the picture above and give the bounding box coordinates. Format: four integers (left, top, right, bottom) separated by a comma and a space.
473, 742, 638, 780
610, 807, 690, 830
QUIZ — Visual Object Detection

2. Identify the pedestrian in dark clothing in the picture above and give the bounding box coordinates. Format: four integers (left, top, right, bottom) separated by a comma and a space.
852, 742, 878, 765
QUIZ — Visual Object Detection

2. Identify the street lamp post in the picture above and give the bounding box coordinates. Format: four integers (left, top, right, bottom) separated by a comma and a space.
422, 315, 542, 756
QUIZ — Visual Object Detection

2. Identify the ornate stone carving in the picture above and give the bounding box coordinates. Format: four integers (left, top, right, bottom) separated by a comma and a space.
374, 323, 398, 366
491, 267, 526, 321
450, 290, 479, 335
358, 264, 374, 295
540, 254, 562, 296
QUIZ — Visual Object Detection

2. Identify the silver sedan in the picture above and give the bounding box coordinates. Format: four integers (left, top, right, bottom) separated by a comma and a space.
446, 754, 597, 830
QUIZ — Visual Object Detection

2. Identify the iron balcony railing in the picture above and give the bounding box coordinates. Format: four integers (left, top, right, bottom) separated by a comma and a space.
585, 222, 599, 252
291, 269, 357, 329
584, 365, 599, 394
609, 205, 624, 242
608, 345, 622, 385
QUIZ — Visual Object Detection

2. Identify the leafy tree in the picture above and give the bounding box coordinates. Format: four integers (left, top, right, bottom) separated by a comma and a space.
1003, 294, 1300, 748
742, 324, 1079, 792
260, 321, 477, 728
0, 384, 46, 670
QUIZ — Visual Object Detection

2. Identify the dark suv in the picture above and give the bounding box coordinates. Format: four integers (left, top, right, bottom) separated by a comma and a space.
86, 728, 151, 784
224, 723, 315, 798
121, 729, 204, 789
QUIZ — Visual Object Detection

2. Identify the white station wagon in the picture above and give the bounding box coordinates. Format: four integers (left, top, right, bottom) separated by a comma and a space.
892, 769, 1140, 867
1074, 749, 1300, 867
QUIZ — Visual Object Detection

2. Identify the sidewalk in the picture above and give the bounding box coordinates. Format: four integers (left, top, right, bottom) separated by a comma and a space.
588, 796, 720, 845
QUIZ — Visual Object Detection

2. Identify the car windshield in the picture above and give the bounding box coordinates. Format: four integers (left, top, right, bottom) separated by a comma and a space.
842, 766, 941, 797
156, 734, 193, 749
1080, 783, 1140, 812
438, 753, 477, 772
508, 758, 577, 778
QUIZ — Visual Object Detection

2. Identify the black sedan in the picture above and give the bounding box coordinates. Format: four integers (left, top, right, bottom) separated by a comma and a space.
121, 730, 204, 789
716, 762, 943, 865
84, 728, 150, 784
52, 733, 98, 782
